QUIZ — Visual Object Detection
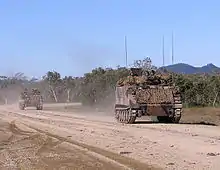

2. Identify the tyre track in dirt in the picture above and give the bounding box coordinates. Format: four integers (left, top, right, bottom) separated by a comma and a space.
1, 120, 131, 170
3, 108, 220, 141
1, 106, 220, 169
3, 108, 220, 155
3, 104, 219, 133
0, 121, 115, 170
21, 121, 158, 170
0, 113, 159, 170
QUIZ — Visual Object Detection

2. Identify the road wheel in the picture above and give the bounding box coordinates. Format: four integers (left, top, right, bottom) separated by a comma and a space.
169, 108, 182, 123
115, 109, 136, 124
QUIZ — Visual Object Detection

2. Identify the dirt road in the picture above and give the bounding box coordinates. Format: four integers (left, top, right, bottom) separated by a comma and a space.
0, 104, 220, 170
0, 120, 140, 170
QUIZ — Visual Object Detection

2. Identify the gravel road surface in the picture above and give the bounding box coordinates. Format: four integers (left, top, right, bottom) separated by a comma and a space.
0, 104, 219, 170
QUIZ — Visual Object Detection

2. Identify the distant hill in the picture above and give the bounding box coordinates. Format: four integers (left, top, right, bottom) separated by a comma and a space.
160, 63, 220, 74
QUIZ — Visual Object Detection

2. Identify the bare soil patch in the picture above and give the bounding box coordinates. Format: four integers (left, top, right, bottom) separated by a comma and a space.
0, 119, 137, 170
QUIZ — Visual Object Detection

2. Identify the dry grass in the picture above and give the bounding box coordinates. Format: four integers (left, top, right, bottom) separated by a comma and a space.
180, 107, 220, 126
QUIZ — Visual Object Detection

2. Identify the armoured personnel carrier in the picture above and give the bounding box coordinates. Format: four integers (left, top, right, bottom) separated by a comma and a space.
114, 68, 182, 124
19, 88, 43, 110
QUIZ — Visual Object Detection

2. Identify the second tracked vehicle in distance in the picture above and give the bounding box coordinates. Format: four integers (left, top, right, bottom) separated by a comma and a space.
114, 68, 183, 124
19, 88, 43, 110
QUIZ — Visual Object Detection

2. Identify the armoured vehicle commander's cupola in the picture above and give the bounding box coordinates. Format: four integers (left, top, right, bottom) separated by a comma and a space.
129, 68, 143, 76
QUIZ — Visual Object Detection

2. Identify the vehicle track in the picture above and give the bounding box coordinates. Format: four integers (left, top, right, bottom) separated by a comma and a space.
21, 121, 158, 170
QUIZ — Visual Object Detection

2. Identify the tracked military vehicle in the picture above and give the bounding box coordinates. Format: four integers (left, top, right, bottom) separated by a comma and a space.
114, 68, 182, 124
19, 88, 43, 110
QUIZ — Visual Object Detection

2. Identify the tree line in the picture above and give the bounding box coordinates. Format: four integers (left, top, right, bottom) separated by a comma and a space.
1, 58, 220, 107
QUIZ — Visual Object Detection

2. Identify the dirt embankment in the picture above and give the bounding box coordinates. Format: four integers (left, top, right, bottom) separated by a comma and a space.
0, 104, 220, 170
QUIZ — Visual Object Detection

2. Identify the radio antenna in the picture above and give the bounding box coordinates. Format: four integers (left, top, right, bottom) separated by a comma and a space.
162, 35, 165, 66
125, 36, 128, 67
171, 31, 175, 84
172, 31, 174, 65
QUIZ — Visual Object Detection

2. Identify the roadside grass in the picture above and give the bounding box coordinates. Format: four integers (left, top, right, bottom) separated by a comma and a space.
181, 107, 220, 126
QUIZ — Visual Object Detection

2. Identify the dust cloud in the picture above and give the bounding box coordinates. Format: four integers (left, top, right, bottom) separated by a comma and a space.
0, 85, 23, 105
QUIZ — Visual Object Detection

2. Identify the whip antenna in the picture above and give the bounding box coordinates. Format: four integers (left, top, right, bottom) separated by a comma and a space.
125, 36, 128, 67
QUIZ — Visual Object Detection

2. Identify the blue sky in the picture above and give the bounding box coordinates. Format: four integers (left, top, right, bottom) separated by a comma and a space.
0, 0, 220, 78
